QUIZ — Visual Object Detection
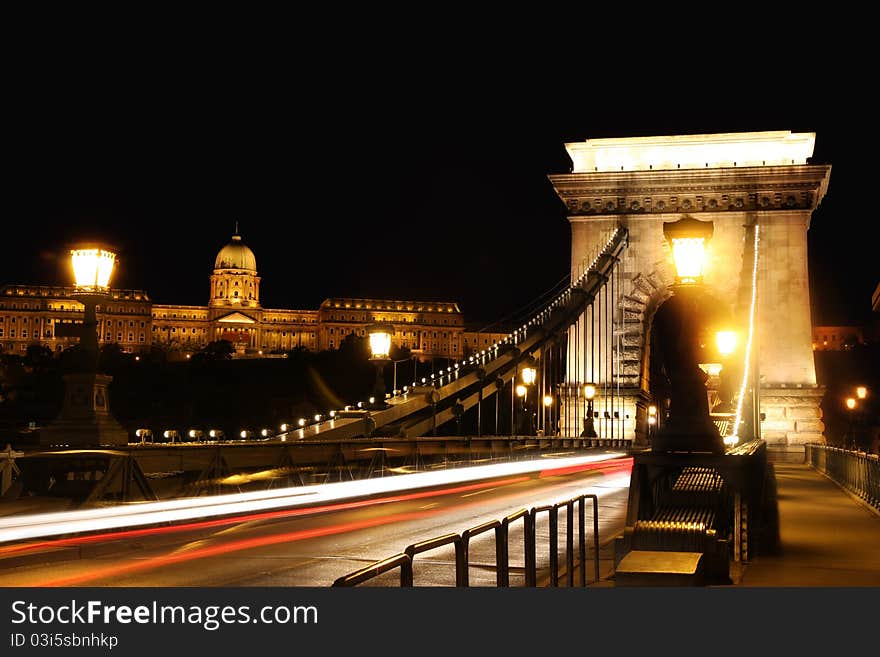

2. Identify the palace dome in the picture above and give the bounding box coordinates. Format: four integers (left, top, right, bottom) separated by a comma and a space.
214, 234, 257, 271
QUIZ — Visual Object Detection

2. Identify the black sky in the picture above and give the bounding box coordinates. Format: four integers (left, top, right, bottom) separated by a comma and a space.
5, 65, 877, 330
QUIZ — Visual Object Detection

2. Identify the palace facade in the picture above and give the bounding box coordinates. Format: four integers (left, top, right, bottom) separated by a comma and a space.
0, 233, 506, 360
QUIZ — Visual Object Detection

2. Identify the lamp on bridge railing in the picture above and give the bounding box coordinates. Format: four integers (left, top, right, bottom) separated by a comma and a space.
647, 404, 657, 440
41, 245, 129, 447
580, 383, 598, 439
845, 397, 857, 449
709, 329, 738, 415
653, 216, 724, 454
517, 359, 537, 435
367, 322, 394, 410
664, 216, 712, 286
854, 386, 869, 452
543, 394, 554, 436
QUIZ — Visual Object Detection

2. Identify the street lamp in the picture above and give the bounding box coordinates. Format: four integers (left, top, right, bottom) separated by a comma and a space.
664, 216, 713, 285
543, 394, 554, 436
367, 322, 394, 409
41, 245, 129, 447
647, 404, 658, 441
70, 248, 116, 358
716, 331, 737, 358
651, 216, 724, 454
580, 383, 598, 439
519, 361, 537, 435
711, 329, 738, 416
845, 397, 857, 449
854, 386, 869, 451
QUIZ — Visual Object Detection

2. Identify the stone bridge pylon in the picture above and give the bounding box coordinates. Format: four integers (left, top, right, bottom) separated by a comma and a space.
548, 130, 831, 451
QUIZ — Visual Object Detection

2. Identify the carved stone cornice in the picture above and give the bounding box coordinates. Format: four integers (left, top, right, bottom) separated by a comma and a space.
548, 164, 831, 217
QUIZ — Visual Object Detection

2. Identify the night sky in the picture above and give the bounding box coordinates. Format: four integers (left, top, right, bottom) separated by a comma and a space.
5, 75, 877, 330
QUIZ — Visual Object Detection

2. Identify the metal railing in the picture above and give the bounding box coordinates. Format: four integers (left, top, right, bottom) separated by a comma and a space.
332, 493, 600, 587
805, 444, 880, 511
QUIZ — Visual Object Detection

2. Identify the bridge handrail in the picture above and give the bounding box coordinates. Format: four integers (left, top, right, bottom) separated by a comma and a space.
404, 533, 467, 586
805, 444, 880, 511
331, 552, 413, 587
531, 493, 600, 586
332, 492, 601, 587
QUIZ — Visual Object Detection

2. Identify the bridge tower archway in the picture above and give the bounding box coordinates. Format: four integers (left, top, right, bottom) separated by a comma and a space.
549, 131, 831, 452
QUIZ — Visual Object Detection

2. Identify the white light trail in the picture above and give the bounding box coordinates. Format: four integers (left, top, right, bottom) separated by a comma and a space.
0, 452, 626, 544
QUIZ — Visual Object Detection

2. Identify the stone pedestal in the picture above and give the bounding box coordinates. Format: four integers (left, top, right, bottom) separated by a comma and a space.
40, 372, 129, 447
759, 385, 825, 451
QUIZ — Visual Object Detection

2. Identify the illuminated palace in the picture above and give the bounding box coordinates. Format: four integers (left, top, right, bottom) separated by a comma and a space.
0, 232, 506, 360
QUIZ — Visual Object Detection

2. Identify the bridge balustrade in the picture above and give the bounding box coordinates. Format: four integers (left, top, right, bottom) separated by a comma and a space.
805, 444, 880, 511
331, 493, 600, 587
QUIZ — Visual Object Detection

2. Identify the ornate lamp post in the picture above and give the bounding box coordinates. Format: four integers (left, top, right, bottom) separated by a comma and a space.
647, 404, 658, 441
519, 361, 537, 435
543, 394, 554, 436
711, 330, 737, 411
580, 382, 598, 439
41, 246, 129, 447
855, 386, 869, 450
651, 216, 724, 454
367, 322, 394, 410
845, 397, 857, 449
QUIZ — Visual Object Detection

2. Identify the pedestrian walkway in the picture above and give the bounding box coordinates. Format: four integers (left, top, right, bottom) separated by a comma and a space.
731, 453, 880, 586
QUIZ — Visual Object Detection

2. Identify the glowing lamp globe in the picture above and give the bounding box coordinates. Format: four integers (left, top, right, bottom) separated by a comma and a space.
716, 331, 737, 357
584, 383, 596, 400
71, 248, 116, 292
522, 366, 537, 385
367, 322, 395, 360
663, 217, 714, 285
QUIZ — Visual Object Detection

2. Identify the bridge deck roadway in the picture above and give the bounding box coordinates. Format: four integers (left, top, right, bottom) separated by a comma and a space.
725, 451, 880, 587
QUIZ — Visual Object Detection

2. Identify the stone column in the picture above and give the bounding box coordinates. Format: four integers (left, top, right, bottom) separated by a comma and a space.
756, 210, 825, 450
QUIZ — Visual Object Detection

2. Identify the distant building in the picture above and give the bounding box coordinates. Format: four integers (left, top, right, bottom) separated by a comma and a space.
812, 326, 864, 351
1, 232, 507, 360
0, 285, 152, 355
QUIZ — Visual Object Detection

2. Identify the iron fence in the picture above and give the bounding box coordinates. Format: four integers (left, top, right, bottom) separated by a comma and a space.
805, 444, 880, 511
332, 492, 600, 587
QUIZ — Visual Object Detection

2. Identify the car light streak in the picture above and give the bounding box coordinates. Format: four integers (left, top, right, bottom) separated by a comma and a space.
0, 476, 529, 557
538, 457, 633, 478
30, 466, 632, 587
0, 453, 627, 544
